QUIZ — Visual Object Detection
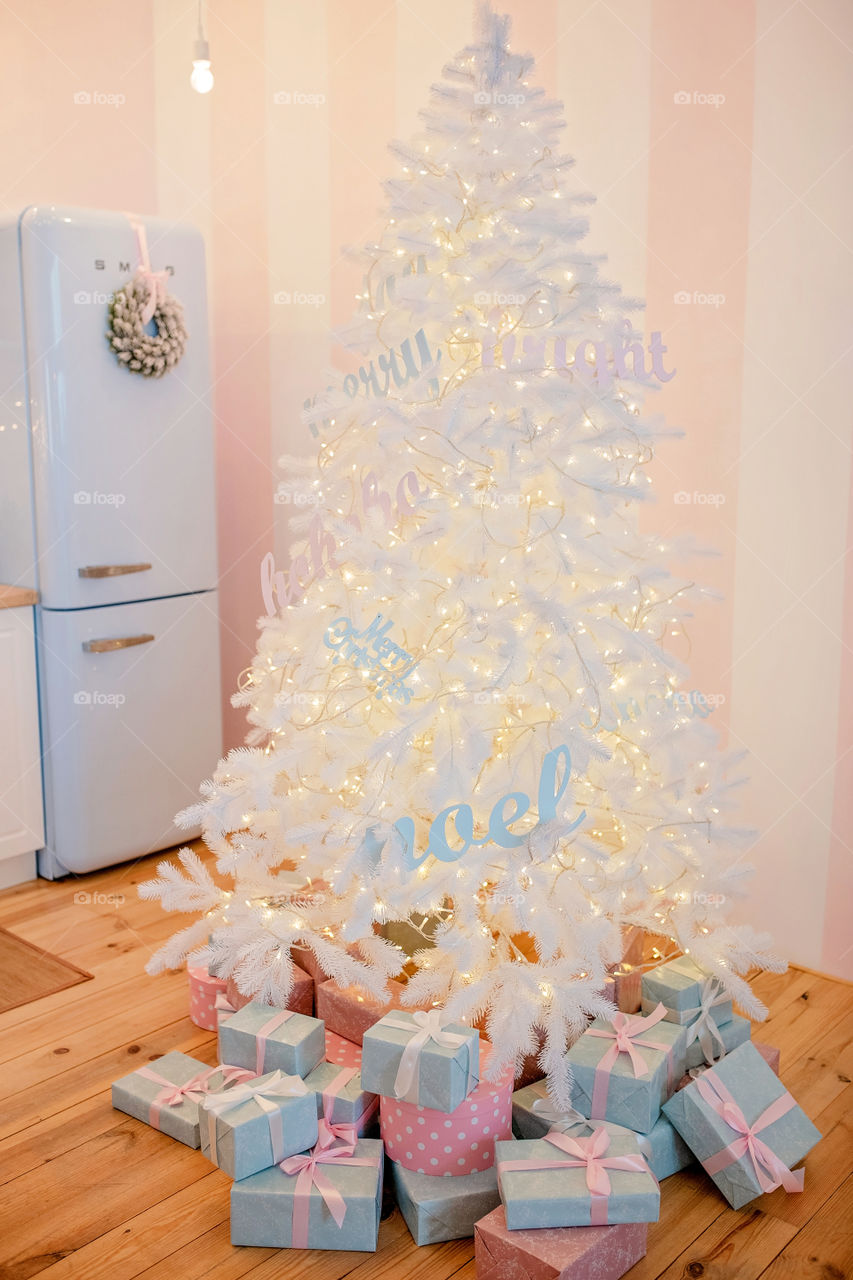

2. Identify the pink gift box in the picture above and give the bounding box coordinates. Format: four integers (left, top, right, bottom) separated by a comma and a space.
224, 964, 314, 1017
475, 1205, 647, 1280
316, 978, 430, 1046
380, 1052, 513, 1176
602, 969, 643, 1014
290, 944, 333, 986
325, 1029, 363, 1069
188, 965, 227, 1031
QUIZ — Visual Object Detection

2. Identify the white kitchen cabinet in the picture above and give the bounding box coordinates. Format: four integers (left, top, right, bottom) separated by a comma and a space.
0, 604, 43, 885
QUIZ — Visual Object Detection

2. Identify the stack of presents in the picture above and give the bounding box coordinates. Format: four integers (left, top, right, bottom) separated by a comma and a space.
113, 938, 821, 1277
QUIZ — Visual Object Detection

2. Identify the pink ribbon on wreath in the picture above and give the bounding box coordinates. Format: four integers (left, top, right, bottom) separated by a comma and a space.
497, 1127, 648, 1226
586, 1003, 675, 1118
693, 1070, 804, 1195
255, 1008, 295, 1075
279, 1136, 381, 1248
124, 212, 171, 325
319, 1067, 379, 1147
135, 1063, 254, 1131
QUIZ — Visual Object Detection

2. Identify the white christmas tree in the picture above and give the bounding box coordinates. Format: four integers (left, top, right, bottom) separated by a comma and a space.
143, 4, 780, 1103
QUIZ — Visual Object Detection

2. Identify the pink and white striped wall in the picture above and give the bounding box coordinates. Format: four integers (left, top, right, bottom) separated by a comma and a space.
0, 0, 850, 978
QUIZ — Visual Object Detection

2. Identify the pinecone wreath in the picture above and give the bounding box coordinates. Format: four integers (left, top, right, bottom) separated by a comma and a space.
106, 273, 188, 377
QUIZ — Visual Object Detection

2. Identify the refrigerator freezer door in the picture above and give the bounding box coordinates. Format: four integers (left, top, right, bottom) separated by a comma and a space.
37, 590, 222, 877
20, 205, 217, 610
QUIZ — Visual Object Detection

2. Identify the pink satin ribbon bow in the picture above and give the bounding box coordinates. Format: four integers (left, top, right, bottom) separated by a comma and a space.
497, 1127, 648, 1225
135, 1063, 253, 1131
320, 1067, 379, 1147
682, 979, 730, 1065
255, 1009, 295, 1076
279, 1136, 380, 1248
587, 1003, 674, 1118
383, 1010, 477, 1103
124, 212, 171, 325
202, 1070, 309, 1167
693, 1070, 804, 1195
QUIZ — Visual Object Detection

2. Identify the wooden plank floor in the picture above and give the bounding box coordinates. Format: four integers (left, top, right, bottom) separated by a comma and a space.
1, 844, 851, 1280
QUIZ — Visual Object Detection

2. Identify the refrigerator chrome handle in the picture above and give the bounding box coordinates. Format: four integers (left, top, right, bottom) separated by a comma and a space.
78, 563, 153, 578
82, 634, 155, 654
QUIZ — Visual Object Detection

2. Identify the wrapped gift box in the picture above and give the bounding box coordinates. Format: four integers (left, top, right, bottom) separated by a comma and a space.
303, 1061, 379, 1136
215, 992, 236, 1028
380, 1053, 513, 1175
188, 965, 227, 1031
112, 1051, 254, 1148
325, 1029, 362, 1069
230, 1136, 384, 1250
511, 1079, 692, 1183
565, 1007, 687, 1134
199, 1069, 318, 1181
496, 1128, 660, 1229
391, 1160, 500, 1245
684, 1011, 750, 1070
225, 964, 314, 1017
475, 1205, 647, 1280
218, 1000, 325, 1078
754, 1041, 781, 1075
663, 1041, 821, 1209
316, 978, 429, 1046
602, 968, 642, 1014
641, 955, 733, 1027
362, 1010, 479, 1113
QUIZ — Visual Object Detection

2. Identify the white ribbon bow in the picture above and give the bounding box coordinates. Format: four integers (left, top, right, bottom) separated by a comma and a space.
682, 978, 730, 1064
530, 1095, 588, 1132
202, 1070, 309, 1166
383, 1010, 476, 1103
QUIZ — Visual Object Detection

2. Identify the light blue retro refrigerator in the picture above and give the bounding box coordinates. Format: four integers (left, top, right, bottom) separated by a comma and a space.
0, 205, 222, 878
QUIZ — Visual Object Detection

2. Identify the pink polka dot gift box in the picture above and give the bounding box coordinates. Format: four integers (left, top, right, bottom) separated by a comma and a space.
379, 1054, 513, 1176
188, 965, 227, 1032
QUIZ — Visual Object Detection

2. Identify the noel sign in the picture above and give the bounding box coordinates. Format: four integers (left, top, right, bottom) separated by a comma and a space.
395, 743, 586, 875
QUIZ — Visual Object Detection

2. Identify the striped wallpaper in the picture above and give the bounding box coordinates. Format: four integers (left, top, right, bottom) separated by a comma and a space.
0, 0, 850, 978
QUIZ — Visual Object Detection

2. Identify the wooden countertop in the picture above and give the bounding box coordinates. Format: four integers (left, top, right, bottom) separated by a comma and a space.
0, 585, 38, 610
